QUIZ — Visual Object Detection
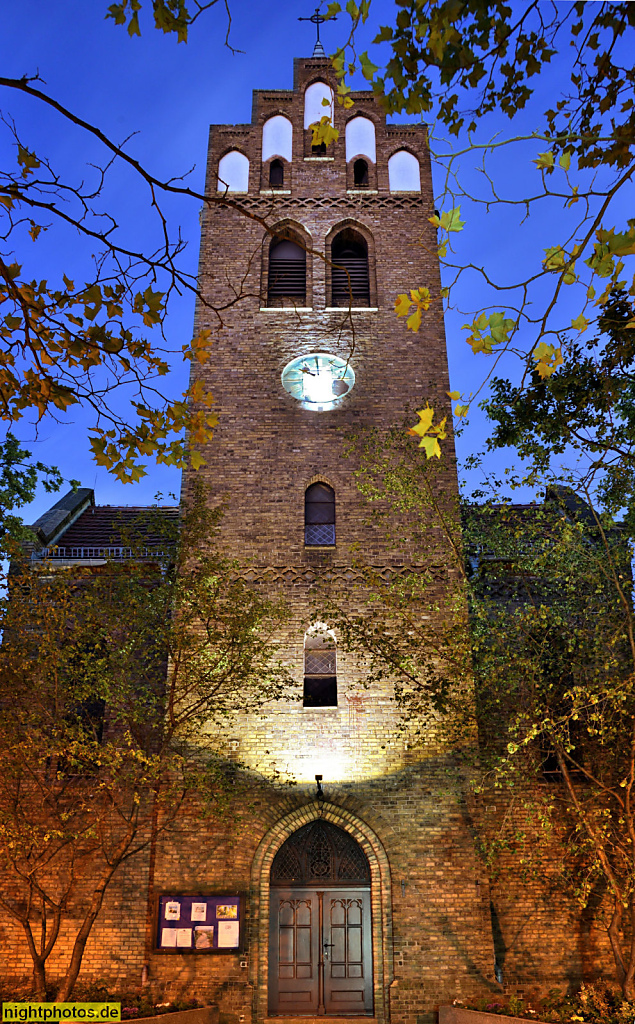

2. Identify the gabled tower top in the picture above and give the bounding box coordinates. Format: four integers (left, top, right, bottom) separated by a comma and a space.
298, 6, 332, 58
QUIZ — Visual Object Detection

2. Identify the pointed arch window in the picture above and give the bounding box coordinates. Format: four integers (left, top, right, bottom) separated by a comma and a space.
345, 116, 376, 163
217, 150, 249, 193
267, 237, 306, 306
304, 629, 337, 708
331, 229, 370, 307
262, 115, 293, 163
388, 150, 421, 192
305, 483, 335, 546
304, 82, 334, 128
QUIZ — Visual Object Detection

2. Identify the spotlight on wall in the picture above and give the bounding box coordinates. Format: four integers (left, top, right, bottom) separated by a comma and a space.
315, 773, 324, 808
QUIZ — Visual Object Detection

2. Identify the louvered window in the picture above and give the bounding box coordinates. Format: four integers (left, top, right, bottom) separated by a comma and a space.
267, 238, 306, 306
305, 483, 335, 546
304, 632, 337, 708
331, 231, 370, 307
269, 159, 284, 187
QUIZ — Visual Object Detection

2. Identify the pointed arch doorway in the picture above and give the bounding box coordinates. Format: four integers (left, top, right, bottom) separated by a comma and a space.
268, 821, 373, 1016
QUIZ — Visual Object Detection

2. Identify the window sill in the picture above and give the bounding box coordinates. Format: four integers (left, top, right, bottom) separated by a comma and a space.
324, 307, 378, 312
260, 189, 291, 195
260, 306, 313, 312
304, 156, 334, 162
305, 545, 336, 551
346, 189, 378, 195
301, 705, 339, 711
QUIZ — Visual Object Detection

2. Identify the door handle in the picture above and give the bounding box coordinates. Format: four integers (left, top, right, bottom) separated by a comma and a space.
323, 942, 334, 961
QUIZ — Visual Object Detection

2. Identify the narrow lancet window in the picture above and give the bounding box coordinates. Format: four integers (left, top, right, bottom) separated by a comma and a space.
269, 159, 284, 187
304, 630, 337, 707
305, 483, 335, 546
354, 159, 369, 187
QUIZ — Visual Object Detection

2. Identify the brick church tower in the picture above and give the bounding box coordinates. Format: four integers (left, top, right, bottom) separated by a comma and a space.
170, 49, 500, 1022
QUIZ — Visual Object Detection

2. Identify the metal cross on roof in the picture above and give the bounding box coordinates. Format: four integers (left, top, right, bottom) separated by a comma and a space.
298, 6, 334, 57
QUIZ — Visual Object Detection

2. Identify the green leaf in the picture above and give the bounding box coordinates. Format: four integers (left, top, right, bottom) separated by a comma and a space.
128, 11, 141, 36
17, 146, 41, 178
438, 206, 465, 232
325, 2, 342, 19
373, 25, 393, 43
106, 3, 126, 25
360, 52, 379, 81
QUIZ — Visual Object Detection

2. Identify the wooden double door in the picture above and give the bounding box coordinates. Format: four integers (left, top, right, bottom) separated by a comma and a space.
268, 887, 373, 1016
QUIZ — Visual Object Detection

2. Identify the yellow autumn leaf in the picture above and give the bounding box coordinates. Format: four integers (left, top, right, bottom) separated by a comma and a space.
408, 406, 434, 437
571, 313, 589, 332
407, 406, 446, 458
407, 308, 422, 332
533, 342, 563, 378
534, 150, 555, 170
310, 116, 339, 149
418, 435, 441, 458
395, 293, 411, 317
433, 416, 447, 439
446, 390, 460, 400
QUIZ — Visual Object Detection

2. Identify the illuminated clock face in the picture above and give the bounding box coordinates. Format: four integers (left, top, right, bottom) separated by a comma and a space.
281, 353, 355, 409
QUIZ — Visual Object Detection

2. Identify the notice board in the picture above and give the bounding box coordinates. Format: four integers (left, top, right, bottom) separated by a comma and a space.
155, 894, 242, 953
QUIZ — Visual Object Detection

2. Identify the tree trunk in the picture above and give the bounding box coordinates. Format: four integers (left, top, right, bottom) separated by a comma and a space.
56, 825, 136, 1001
607, 899, 627, 989
622, 898, 635, 999
142, 784, 161, 980
31, 959, 47, 1000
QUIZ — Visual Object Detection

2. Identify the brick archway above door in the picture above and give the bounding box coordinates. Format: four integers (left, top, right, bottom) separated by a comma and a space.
250, 803, 393, 1024
269, 823, 373, 1016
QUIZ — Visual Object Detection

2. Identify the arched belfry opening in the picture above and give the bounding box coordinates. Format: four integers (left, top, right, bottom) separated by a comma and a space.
268, 821, 374, 1016
331, 228, 371, 307
267, 236, 307, 306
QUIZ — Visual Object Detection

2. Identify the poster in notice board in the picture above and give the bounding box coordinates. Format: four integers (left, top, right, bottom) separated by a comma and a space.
156, 895, 241, 953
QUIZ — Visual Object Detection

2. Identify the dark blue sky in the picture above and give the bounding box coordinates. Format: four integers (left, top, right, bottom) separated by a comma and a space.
2, 1, 629, 522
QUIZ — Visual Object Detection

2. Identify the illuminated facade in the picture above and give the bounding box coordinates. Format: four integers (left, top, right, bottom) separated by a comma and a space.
173, 52, 499, 1022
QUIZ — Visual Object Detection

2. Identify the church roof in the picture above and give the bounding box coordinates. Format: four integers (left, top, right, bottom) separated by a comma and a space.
29, 488, 178, 562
